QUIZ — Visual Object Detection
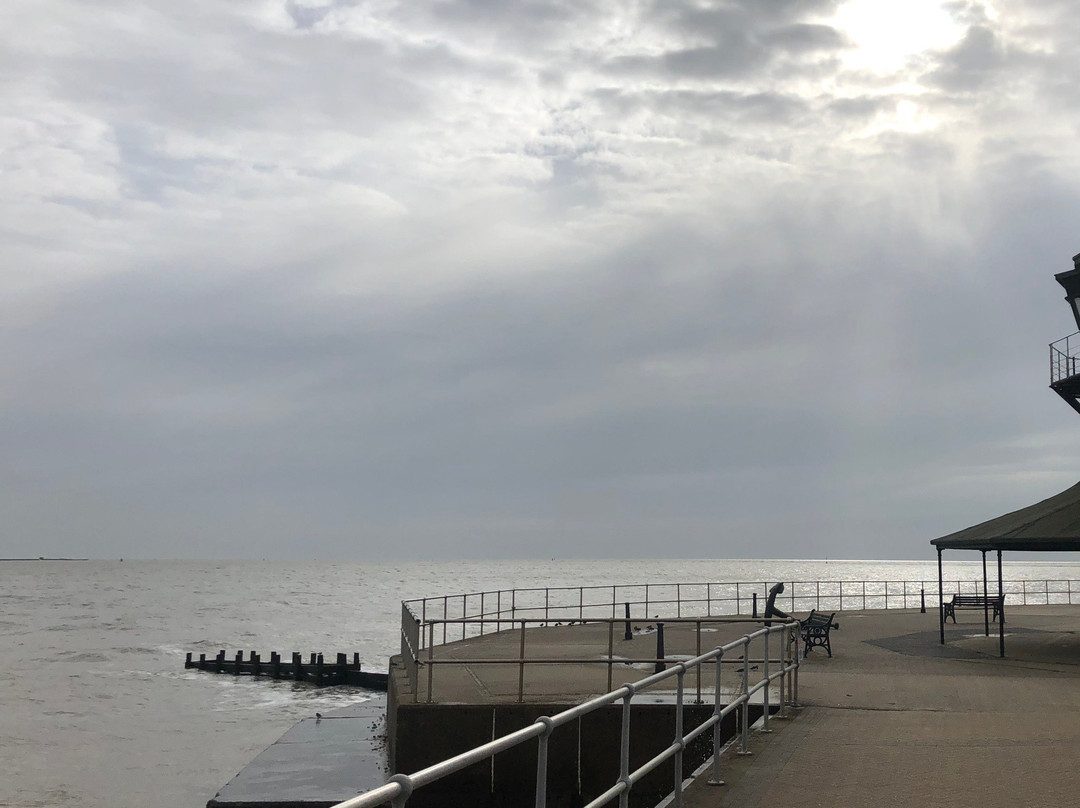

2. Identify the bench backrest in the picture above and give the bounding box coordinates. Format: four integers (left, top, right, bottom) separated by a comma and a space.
953, 594, 1003, 605
803, 610, 835, 627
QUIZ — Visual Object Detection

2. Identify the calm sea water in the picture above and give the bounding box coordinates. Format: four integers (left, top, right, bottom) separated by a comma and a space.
6, 557, 1080, 808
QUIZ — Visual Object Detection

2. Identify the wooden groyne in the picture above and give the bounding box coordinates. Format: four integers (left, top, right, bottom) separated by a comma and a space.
185, 650, 388, 691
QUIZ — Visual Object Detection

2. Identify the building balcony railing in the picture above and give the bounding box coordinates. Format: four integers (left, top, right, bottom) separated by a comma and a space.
1050, 332, 1080, 385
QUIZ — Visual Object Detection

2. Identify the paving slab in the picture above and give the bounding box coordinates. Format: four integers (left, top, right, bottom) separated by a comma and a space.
679, 606, 1080, 808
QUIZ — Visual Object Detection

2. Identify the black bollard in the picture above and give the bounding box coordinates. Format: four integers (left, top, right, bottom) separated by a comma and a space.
920, 588, 926, 614
752, 593, 758, 618
654, 622, 666, 673
624, 602, 632, 641
272, 652, 281, 678
215, 650, 225, 673
353, 652, 361, 668
234, 650, 243, 675
316, 654, 324, 685
185, 652, 192, 668
199, 652, 206, 666
293, 652, 303, 681
252, 652, 261, 677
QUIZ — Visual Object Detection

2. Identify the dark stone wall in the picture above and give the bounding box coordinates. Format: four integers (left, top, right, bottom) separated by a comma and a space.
390, 701, 758, 808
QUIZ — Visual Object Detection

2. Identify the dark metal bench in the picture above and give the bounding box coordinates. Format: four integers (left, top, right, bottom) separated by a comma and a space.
800, 609, 838, 657
943, 594, 1004, 623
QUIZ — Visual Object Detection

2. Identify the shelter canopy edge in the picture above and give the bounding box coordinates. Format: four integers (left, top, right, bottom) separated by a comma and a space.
931, 480, 1080, 551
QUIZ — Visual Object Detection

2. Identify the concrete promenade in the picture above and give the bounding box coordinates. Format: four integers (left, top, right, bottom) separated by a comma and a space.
682, 605, 1080, 808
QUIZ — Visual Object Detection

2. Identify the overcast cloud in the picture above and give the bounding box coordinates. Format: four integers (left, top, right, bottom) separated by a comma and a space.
3, 0, 1080, 560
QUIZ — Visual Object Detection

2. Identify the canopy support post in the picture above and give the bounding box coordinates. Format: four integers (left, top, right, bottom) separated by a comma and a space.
982, 550, 990, 637
938, 547, 945, 645
997, 550, 1005, 658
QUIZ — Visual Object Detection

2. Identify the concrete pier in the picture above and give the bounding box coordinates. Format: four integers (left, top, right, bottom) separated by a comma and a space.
211, 604, 1080, 807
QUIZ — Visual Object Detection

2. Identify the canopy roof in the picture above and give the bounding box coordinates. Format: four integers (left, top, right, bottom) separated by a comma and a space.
932, 480, 1080, 551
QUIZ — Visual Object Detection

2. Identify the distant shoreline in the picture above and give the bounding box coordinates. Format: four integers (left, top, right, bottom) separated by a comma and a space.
0, 558, 90, 562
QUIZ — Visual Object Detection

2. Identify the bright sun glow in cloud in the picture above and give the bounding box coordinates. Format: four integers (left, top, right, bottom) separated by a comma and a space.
832, 0, 965, 72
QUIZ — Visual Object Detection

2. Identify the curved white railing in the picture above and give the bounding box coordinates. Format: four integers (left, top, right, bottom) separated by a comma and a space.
336, 620, 800, 808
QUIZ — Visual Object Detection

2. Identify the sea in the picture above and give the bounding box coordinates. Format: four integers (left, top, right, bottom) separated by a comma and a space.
6, 557, 1080, 808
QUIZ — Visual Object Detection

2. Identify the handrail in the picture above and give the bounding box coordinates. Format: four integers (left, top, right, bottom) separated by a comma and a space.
333, 620, 800, 808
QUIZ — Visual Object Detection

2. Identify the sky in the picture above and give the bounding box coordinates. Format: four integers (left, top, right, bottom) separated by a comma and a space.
3, 0, 1080, 561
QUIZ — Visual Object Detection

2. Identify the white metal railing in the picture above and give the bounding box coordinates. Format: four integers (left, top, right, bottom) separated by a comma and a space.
395, 579, 1080, 703
402, 578, 1080, 651
335, 620, 800, 808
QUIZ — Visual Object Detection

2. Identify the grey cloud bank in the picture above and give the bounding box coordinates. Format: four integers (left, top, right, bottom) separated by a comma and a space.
3, 0, 1080, 560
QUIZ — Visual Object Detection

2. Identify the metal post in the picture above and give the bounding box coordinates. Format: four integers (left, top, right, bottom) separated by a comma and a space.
792, 626, 800, 707
619, 692, 632, 808
937, 547, 945, 645
534, 717, 553, 808
761, 631, 771, 733
998, 550, 1005, 658
427, 622, 435, 703
518, 620, 527, 702
751, 592, 757, 618
695, 621, 703, 704
624, 602, 632, 641
920, 587, 925, 614
777, 628, 789, 718
607, 620, 614, 693
708, 649, 725, 785
738, 639, 751, 755
673, 668, 685, 807
654, 623, 666, 673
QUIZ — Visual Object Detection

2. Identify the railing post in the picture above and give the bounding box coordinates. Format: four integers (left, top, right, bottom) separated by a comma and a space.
534, 716, 554, 808
761, 630, 771, 733
921, 587, 926, 613
518, 620, 527, 703
708, 649, 725, 785
619, 690, 633, 808
739, 639, 751, 755
624, 602, 632, 641
607, 620, 614, 693
655, 622, 666, 673
695, 620, 703, 704
427, 621, 435, 703
673, 667, 685, 808
777, 627, 788, 719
